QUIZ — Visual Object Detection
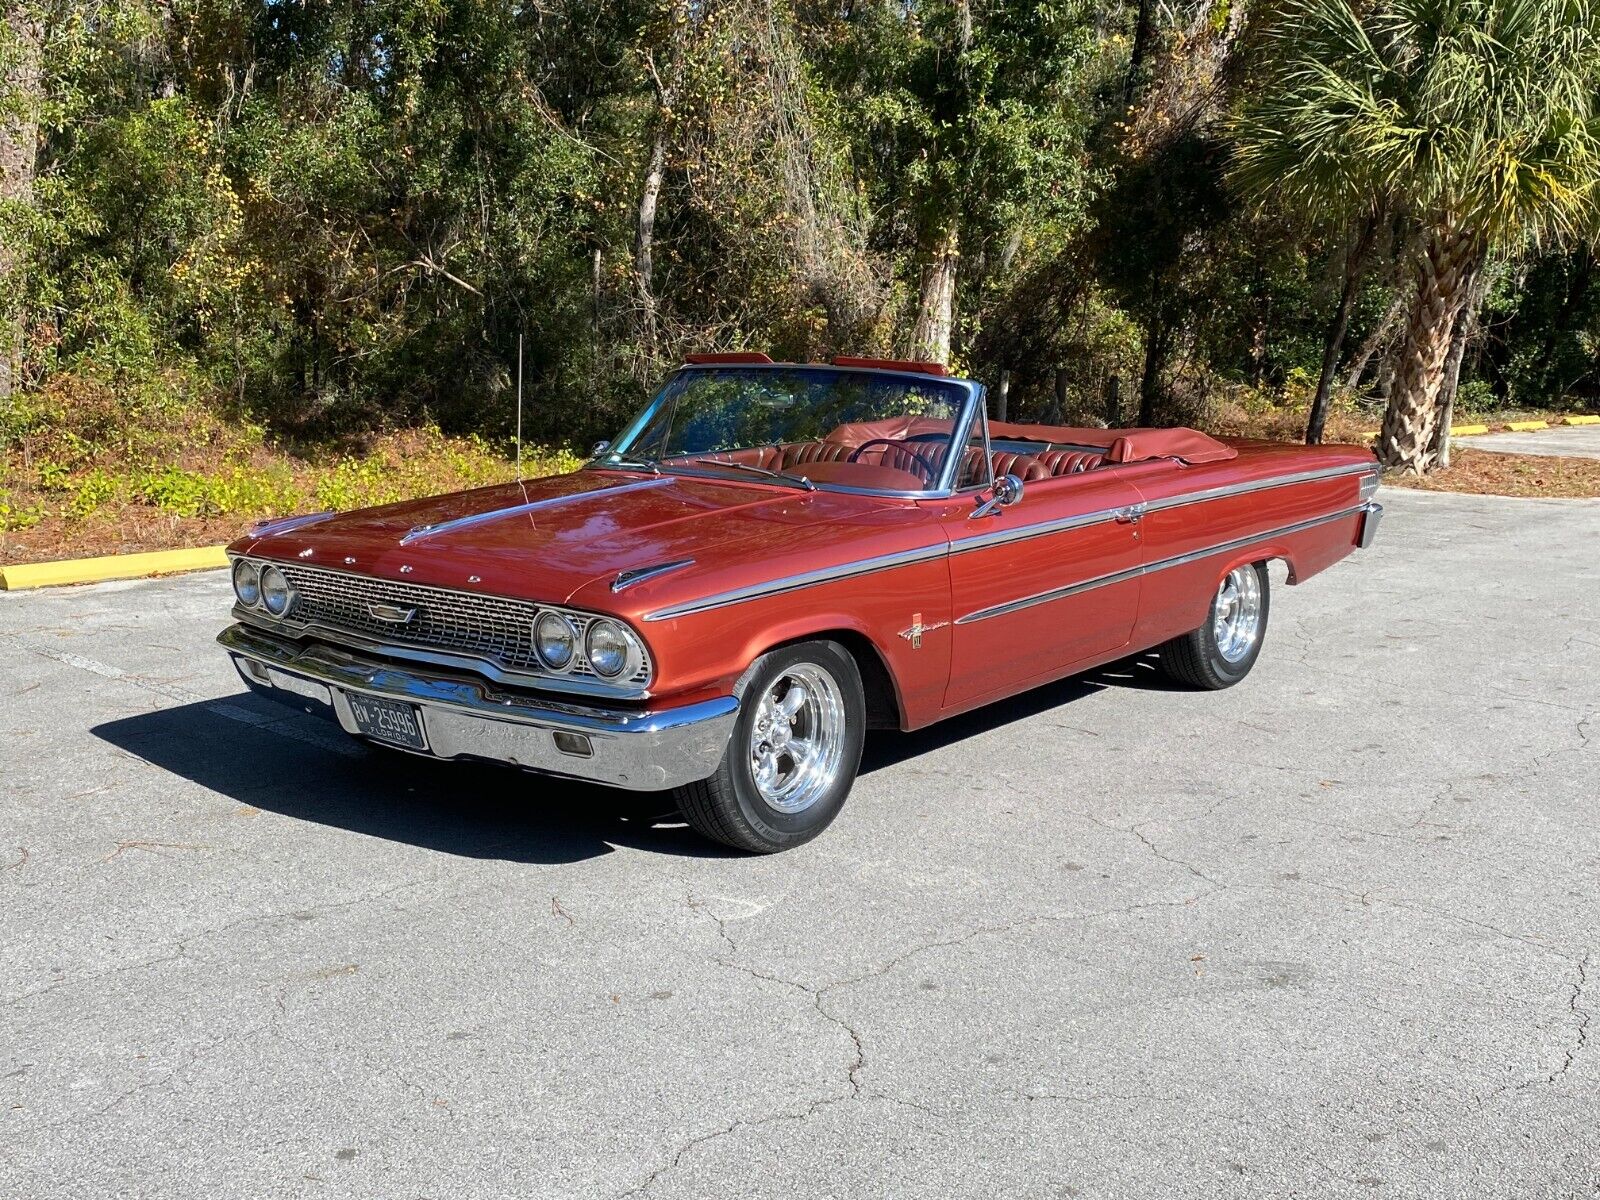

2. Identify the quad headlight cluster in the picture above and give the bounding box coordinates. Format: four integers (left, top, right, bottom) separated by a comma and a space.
533, 609, 644, 680
232, 557, 295, 617
231, 554, 647, 684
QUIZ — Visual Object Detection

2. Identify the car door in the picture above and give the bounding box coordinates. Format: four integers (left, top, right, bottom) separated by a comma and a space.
937, 466, 1147, 711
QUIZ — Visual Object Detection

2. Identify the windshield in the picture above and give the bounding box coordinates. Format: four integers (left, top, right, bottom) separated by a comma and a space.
596, 366, 974, 494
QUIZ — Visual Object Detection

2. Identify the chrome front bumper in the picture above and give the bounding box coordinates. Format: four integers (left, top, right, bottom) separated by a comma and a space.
218, 624, 737, 791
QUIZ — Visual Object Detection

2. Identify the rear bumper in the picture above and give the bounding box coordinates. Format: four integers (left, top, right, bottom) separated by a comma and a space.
1358, 501, 1383, 550
218, 623, 737, 791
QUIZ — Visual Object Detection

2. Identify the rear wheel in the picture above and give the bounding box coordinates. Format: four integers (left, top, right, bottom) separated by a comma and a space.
672, 640, 865, 853
1157, 561, 1271, 690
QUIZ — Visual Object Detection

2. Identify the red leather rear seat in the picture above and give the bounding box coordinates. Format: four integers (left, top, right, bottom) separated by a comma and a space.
1036, 449, 1107, 475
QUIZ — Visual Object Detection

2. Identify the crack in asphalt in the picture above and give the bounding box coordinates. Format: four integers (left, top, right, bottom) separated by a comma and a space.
1550, 953, 1593, 1086
619, 884, 1221, 1198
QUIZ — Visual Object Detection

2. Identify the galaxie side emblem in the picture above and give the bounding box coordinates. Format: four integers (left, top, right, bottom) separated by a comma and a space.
897, 613, 948, 650
367, 602, 418, 624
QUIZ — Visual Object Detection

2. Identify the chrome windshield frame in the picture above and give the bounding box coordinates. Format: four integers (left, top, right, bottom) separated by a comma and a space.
587, 364, 985, 500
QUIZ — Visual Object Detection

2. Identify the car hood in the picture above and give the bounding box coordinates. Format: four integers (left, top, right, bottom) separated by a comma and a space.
235, 469, 937, 614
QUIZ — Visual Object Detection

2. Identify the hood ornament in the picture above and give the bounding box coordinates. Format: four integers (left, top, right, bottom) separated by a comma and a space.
612, 559, 696, 593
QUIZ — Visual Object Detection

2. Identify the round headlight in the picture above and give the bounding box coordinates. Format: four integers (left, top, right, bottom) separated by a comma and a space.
232, 559, 261, 608
533, 611, 578, 671
584, 618, 637, 679
260, 564, 293, 616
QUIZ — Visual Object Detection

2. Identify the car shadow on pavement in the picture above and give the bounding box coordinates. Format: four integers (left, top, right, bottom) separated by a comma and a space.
860, 650, 1188, 774
93, 651, 1186, 862
91, 696, 740, 865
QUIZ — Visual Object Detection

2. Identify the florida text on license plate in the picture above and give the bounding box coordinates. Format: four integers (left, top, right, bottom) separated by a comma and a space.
347, 693, 427, 751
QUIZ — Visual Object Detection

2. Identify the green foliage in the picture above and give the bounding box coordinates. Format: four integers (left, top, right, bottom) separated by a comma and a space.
1232, 0, 1600, 247
4, 0, 1599, 493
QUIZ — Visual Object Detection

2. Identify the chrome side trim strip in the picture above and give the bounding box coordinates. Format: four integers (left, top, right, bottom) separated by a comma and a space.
950, 462, 1376, 556
613, 559, 696, 592
954, 503, 1367, 625
952, 504, 1126, 553
399, 477, 672, 545
641, 464, 1376, 621
642, 543, 949, 622
1140, 462, 1378, 514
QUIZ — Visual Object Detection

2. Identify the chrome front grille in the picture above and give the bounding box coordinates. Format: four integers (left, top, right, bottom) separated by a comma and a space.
274, 563, 651, 686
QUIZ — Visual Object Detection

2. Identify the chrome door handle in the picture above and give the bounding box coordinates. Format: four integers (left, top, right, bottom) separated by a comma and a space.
1115, 504, 1147, 524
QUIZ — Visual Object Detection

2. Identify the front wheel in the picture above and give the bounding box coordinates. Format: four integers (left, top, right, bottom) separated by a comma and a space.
1157, 561, 1271, 690
672, 640, 865, 853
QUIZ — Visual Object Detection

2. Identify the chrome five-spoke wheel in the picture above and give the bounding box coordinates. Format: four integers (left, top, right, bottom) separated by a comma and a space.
1212, 564, 1264, 664
672, 640, 866, 853
1158, 560, 1271, 690
748, 664, 847, 813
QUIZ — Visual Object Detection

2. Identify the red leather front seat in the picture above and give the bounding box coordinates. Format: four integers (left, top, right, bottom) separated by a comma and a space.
960, 446, 1048, 486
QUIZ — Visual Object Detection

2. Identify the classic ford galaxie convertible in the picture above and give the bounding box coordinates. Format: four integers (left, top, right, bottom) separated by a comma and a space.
221, 354, 1381, 852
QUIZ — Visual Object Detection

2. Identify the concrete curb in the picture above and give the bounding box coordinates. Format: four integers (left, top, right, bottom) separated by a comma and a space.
0, 546, 228, 592
1362, 416, 1597, 441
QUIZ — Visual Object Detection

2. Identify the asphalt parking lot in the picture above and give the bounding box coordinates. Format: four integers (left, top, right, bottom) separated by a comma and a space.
1456, 424, 1600, 459
4, 487, 1599, 1199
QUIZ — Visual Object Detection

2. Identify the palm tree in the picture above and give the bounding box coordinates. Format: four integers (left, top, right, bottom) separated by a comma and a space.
1231, 0, 1600, 473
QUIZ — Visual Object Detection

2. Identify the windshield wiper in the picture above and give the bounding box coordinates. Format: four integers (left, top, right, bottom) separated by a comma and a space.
697, 459, 816, 491
592, 455, 661, 475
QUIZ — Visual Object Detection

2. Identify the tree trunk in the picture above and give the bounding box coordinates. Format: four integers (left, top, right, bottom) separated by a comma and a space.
994, 369, 1009, 422
0, 4, 43, 400
1137, 320, 1169, 426
1377, 228, 1481, 474
634, 128, 667, 357
1427, 265, 1488, 471
1124, 0, 1156, 106
1306, 216, 1378, 445
1344, 291, 1405, 390
908, 225, 958, 364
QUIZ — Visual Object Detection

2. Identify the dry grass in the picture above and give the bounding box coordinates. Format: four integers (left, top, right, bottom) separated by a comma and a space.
1211, 385, 1600, 498
1382, 449, 1600, 499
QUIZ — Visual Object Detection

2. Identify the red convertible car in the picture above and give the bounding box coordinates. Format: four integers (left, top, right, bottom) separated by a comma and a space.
221, 354, 1381, 852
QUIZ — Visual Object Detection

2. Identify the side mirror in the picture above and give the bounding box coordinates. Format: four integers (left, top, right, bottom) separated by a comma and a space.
591, 440, 611, 459
971, 472, 1024, 519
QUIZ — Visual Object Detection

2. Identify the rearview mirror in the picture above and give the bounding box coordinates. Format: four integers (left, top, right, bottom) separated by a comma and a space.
591, 440, 611, 458
971, 472, 1024, 519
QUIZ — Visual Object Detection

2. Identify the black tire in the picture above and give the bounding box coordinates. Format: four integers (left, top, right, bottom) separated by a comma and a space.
672, 640, 865, 853
1157, 561, 1271, 690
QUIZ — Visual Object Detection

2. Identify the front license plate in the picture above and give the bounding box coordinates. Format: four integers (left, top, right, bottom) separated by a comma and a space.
347, 693, 428, 751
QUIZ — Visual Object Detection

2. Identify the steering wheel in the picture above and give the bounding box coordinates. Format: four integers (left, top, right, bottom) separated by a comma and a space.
846, 438, 939, 485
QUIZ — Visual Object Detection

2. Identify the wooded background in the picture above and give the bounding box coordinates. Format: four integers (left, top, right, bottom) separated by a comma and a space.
2, 0, 1597, 478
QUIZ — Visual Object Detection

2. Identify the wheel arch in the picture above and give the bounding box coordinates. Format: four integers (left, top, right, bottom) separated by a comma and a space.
759, 627, 904, 731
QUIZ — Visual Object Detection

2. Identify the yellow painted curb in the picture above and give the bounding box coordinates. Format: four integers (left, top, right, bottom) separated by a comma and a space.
0, 546, 229, 591
1449, 423, 1490, 436
1507, 420, 1548, 431
1564, 415, 1600, 426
